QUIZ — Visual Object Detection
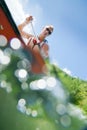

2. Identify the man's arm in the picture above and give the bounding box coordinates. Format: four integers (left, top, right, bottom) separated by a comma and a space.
18, 16, 33, 39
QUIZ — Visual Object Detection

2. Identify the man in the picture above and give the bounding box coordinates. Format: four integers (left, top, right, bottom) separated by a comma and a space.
18, 16, 54, 74
18, 16, 54, 59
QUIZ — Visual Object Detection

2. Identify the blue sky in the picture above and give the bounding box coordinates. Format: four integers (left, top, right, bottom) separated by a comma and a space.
5, 0, 87, 80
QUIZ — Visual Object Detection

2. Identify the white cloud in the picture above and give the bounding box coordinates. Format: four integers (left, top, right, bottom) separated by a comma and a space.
51, 59, 59, 66
63, 68, 72, 76
5, 0, 26, 24
5, 0, 43, 32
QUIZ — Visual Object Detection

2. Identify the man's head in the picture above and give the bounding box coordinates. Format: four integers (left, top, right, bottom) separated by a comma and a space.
40, 25, 54, 39
44, 25, 54, 35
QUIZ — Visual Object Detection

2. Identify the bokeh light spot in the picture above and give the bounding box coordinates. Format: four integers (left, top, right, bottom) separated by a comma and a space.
18, 69, 27, 78
37, 79, 46, 89
0, 49, 10, 65
26, 108, 31, 115
31, 110, 38, 117
56, 104, 66, 115
10, 38, 21, 49
60, 115, 71, 127
0, 80, 7, 88
0, 35, 8, 47
18, 98, 26, 107
21, 82, 28, 90
47, 77, 57, 88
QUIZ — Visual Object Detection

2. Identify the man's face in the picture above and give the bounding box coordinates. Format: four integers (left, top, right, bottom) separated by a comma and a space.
41, 27, 51, 37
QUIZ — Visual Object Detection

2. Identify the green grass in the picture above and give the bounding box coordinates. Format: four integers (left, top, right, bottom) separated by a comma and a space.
49, 64, 87, 115
0, 47, 87, 130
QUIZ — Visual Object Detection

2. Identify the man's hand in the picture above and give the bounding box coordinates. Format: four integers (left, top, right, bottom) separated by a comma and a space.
25, 16, 33, 24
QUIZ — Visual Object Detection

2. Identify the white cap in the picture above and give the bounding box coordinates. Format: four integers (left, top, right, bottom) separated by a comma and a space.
44, 25, 54, 34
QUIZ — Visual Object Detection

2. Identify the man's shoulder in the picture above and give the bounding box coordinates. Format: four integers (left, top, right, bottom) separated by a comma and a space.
44, 39, 48, 43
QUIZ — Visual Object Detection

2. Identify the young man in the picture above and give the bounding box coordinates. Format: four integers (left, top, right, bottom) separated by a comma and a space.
18, 16, 54, 59
18, 16, 54, 74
